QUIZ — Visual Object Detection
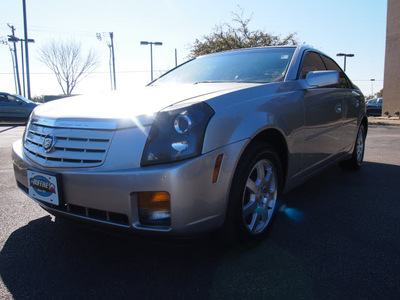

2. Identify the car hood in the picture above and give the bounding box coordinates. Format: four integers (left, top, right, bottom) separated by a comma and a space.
32, 83, 259, 129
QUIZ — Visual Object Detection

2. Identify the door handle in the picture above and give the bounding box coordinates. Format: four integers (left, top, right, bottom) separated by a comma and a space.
335, 103, 342, 114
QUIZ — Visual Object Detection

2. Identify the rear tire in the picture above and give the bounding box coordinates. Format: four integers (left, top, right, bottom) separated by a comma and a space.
224, 142, 282, 243
341, 124, 366, 170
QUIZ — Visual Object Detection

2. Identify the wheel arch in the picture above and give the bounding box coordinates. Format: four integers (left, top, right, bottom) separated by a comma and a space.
221, 127, 289, 242
240, 128, 289, 192
361, 115, 368, 136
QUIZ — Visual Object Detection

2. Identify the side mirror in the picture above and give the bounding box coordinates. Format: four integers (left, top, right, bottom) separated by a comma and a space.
305, 70, 339, 88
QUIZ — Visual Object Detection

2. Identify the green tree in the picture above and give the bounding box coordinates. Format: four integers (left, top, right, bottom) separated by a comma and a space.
38, 40, 98, 95
189, 9, 299, 58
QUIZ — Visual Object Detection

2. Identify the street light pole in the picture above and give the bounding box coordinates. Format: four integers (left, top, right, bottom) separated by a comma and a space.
22, 0, 32, 99
336, 53, 354, 72
370, 79, 375, 96
140, 41, 163, 81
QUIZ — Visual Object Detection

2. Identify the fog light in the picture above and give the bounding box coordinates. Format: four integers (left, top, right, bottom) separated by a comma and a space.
138, 192, 171, 226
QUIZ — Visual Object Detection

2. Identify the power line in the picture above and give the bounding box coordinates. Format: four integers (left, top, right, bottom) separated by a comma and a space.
353, 79, 383, 81
2, 23, 97, 38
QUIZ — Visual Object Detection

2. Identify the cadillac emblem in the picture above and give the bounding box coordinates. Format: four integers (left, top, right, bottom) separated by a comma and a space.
43, 134, 56, 153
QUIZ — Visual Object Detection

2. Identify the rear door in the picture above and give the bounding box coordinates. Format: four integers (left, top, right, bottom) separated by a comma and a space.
321, 55, 361, 150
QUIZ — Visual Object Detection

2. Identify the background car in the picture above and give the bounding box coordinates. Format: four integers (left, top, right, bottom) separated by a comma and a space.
366, 97, 383, 116
0, 92, 38, 124
12, 46, 368, 243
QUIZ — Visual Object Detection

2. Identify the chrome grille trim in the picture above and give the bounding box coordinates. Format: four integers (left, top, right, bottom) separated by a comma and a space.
24, 121, 115, 168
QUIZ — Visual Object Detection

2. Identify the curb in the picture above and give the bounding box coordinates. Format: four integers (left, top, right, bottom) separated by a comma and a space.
368, 117, 400, 126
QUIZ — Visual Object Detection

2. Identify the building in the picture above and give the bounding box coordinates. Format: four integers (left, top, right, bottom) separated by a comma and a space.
383, 0, 400, 117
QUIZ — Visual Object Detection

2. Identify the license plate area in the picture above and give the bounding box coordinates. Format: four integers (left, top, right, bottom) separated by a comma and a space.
27, 169, 60, 206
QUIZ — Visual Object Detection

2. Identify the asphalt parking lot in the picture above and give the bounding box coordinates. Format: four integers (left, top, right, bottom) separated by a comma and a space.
1, 124, 399, 299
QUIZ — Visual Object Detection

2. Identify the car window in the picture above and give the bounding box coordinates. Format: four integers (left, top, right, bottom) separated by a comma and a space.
321, 55, 351, 89
0, 95, 10, 103
299, 51, 326, 79
14, 95, 34, 104
7, 95, 20, 104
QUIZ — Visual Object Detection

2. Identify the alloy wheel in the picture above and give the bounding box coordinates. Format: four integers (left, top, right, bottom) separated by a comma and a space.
242, 159, 278, 234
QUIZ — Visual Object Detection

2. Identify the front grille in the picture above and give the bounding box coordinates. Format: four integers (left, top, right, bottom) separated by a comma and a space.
24, 121, 115, 168
65, 203, 130, 227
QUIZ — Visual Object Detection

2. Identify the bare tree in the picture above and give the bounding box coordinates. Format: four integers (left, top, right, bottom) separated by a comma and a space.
38, 40, 98, 95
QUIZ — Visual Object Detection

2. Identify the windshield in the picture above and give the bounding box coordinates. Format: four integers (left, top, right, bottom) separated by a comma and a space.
153, 47, 296, 85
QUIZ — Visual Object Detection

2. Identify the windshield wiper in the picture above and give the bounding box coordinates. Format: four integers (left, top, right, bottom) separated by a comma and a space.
193, 81, 220, 84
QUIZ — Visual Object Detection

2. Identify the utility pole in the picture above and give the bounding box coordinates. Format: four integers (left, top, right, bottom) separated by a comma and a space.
7, 24, 22, 95
110, 32, 116, 90
7, 27, 34, 97
20, 41, 25, 97
9, 47, 18, 93
96, 32, 117, 90
23, 0, 32, 99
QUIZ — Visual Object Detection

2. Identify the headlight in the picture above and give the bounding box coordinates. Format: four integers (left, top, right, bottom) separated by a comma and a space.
141, 102, 215, 165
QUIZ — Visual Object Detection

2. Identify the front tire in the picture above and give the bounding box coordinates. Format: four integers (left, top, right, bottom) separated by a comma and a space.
224, 142, 282, 243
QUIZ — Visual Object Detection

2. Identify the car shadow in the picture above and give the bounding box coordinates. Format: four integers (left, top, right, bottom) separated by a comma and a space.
271, 161, 400, 298
0, 215, 227, 299
1, 161, 399, 299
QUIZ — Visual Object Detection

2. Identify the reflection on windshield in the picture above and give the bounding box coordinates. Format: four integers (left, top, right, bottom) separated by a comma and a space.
153, 47, 296, 85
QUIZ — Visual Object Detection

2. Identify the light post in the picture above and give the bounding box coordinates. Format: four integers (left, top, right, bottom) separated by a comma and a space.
370, 79, 375, 96
336, 53, 354, 72
22, 0, 33, 99
140, 41, 162, 81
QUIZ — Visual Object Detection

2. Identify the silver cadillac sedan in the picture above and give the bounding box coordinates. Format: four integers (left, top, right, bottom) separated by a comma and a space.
12, 46, 367, 242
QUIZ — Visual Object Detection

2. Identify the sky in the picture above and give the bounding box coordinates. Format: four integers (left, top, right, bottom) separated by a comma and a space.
0, 0, 387, 98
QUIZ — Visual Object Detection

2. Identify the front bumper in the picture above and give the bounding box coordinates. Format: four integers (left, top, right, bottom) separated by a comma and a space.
12, 138, 247, 235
